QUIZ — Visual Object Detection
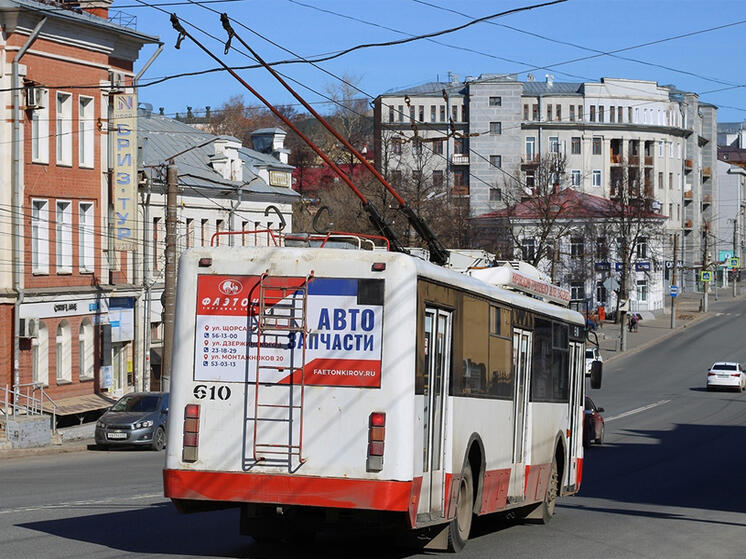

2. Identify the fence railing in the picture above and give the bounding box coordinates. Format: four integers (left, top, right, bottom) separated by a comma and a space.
1, 383, 57, 434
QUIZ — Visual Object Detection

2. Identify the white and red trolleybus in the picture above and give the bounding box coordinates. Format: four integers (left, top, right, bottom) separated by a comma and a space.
163, 236, 601, 551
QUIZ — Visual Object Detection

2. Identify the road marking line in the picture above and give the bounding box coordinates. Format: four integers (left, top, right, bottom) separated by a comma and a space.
605, 399, 671, 422
0, 492, 163, 515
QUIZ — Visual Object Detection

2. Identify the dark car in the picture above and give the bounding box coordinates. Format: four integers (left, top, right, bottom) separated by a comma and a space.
583, 396, 605, 447
95, 392, 169, 450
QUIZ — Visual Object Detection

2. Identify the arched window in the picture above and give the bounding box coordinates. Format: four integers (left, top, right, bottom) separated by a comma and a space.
79, 319, 94, 380
56, 320, 72, 383
32, 321, 49, 386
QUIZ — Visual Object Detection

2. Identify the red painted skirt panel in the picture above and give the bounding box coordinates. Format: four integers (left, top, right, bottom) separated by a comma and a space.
164, 469, 412, 511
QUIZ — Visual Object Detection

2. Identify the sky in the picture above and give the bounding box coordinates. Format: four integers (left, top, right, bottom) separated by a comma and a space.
119, 0, 746, 123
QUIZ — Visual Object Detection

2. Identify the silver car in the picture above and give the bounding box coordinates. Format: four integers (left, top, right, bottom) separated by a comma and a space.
94, 392, 169, 450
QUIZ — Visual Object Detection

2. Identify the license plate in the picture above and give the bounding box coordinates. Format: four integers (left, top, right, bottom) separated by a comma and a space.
107, 432, 127, 440
717, 374, 729, 378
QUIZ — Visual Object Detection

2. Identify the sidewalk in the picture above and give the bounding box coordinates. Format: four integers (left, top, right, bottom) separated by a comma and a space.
594, 288, 746, 365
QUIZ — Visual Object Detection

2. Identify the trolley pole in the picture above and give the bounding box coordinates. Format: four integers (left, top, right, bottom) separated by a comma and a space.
671, 234, 678, 329
161, 163, 178, 392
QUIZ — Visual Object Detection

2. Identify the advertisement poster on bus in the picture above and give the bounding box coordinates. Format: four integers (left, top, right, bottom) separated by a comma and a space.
193, 275, 384, 387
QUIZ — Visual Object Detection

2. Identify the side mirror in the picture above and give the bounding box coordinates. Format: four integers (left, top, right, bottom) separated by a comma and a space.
598, 407, 605, 413
162, 408, 169, 414
590, 360, 603, 389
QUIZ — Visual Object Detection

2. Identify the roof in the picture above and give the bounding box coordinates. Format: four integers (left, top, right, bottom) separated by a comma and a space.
252, 128, 286, 135
474, 188, 666, 220
520, 81, 584, 96
138, 109, 298, 200
718, 122, 746, 134
1, 0, 160, 44
382, 81, 466, 97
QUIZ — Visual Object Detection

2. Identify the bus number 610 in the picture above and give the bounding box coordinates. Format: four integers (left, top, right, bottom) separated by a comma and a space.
193, 384, 231, 401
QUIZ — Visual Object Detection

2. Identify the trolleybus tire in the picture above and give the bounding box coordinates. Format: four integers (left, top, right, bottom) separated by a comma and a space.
447, 466, 474, 552
526, 456, 558, 525
151, 427, 166, 451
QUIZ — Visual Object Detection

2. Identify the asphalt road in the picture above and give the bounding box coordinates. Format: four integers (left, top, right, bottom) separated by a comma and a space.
1, 298, 745, 558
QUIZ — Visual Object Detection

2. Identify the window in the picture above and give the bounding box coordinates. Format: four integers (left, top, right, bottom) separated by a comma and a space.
398, 105, 404, 122
153, 217, 161, 270
592, 169, 602, 187
412, 170, 422, 183
489, 155, 501, 168
489, 96, 501, 106
668, 203, 673, 219
570, 282, 585, 301
636, 279, 648, 302
636, 237, 648, 258
200, 218, 208, 247
634, 107, 640, 123
578, 105, 583, 121
677, 203, 681, 220
79, 319, 94, 379
521, 238, 536, 261
55, 201, 72, 272
595, 237, 607, 259
439, 105, 446, 122
452, 105, 458, 122
489, 121, 501, 135
32, 199, 49, 274
658, 171, 663, 190
549, 136, 559, 154
388, 106, 394, 123
668, 172, 673, 190
186, 218, 194, 248
658, 140, 663, 157
669, 142, 674, 158
571, 137, 581, 154
418, 105, 424, 122
596, 282, 607, 304
526, 170, 535, 188
31, 89, 49, 163
598, 106, 604, 123
409, 106, 415, 122
489, 187, 501, 201
432, 139, 443, 155
430, 105, 436, 122
523, 104, 529, 120
453, 170, 468, 190
56, 92, 72, 165
392, 141, 402, 155
526, 137, 536, 159
569, 105, 575, 122
571, 169, 581, 187
454, 137, 466, 155
592, 137, 602, 155
390, 170, 402, 185
531, 318, 569, 403
412, 138, 422, 156
618, 106, 623, 123
56, 320, 72, 383
432, 170, 443, 187
78, 202, 94, 272
609, 106, 615, 123
677, 142, 681, 158
532, 104, 539, 120
556, 105, 561, 121
78, 96, 94, 168
589, 105, 596, 122
216, 220, 225, 246
32, 321, 49, 386
571, 237, 585, 257
547, 104, 552, 121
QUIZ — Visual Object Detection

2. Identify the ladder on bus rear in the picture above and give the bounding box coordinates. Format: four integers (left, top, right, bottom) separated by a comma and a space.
247, 272, 313, 469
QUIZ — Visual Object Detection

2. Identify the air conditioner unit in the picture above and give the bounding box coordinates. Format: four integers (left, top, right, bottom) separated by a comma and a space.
25, 87, 46, 110
109, 70, 126, 92
19, 317, 40, 339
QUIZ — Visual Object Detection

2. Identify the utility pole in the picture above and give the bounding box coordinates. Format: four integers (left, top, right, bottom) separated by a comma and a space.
671, 234, 678, 329
702, 227, 709, 313
734, 220, 739, 298
161, 163, 178, 392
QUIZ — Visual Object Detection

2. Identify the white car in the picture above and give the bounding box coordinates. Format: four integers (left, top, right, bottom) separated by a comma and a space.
706, 362, 746, 392
585, 347, 603, 375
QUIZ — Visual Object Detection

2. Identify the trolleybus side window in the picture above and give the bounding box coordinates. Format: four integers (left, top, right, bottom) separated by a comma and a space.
531, 318, 570, 403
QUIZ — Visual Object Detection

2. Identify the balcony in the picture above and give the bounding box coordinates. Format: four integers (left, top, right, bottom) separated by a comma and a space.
610, 154, 622, 165
451, 153, 469, 165
684, 158, 693, 172
684, 218, 693, 231
451, 185, 469, 196
521, 154, 540, 167
702, 166, 711, 179
684, 190, 693, 204
628, 155, 639, 166
702, 194, 711, 208
644, 156, 654, 166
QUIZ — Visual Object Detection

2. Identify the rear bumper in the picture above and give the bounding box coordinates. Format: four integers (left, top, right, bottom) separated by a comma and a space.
707, 377, 741, 388
163, 469, 415, 513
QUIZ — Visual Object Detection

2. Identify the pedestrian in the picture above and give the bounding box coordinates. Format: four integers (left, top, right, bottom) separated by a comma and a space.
633, 313, 639, 332
598, 305, 605, 328
627, 313, 634, 333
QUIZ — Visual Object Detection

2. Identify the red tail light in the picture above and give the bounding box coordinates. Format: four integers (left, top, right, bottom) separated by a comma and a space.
367, 412, 386, 472
183, 404, 200, 462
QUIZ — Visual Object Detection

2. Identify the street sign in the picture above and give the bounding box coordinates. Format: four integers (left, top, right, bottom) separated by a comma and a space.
635, 262, 651, 271
700, 270, 712, 282
602, 277, 620, 291
730, 257, 740, 268
594, 262, 611, 271
665, 260, 684, 269
669, 285, 679, 297
615, 262, 624, 271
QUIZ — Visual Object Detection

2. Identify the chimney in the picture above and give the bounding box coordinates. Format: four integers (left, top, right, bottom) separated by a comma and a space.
71, 0, 112, 19
250, 128, 290, 164
205, 106, 211, 120
545, 74, 554, 87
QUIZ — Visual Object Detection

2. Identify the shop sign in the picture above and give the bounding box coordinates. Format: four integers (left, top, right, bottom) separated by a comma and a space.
112, 94, 138, 251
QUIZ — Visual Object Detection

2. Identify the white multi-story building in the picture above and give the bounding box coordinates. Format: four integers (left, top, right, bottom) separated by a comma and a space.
374, 75, 718, 297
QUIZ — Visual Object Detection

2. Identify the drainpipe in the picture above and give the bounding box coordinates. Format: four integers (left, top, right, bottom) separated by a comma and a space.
134, 44, 162, 392
12, 17, 47, 403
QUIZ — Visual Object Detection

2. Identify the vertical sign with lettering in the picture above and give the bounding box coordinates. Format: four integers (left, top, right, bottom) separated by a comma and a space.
112, 94, 137, 251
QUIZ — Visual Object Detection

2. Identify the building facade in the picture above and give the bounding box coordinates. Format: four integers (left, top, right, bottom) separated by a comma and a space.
374, 75, 718, 296
0, 0, 158, 418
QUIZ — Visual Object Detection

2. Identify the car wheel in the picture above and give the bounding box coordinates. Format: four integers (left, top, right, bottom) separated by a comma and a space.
151, 426, 166, 451
597, 424, 605, 445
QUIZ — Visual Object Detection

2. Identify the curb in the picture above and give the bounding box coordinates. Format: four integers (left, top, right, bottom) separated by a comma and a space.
0, 438, 94, 461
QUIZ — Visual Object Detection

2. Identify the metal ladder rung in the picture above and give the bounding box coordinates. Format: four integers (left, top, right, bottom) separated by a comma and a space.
256, 403, 302, 409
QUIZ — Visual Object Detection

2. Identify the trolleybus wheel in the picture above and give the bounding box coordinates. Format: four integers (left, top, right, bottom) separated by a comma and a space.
447, 466, 474, 552
530, 456, 558, 524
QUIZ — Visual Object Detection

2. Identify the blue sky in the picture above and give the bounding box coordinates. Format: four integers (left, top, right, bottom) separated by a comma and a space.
121, 0, 746, 123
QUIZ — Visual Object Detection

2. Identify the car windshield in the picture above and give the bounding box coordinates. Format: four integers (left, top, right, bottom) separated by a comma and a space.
110, 395, 160, 413
711, 364, 737, 371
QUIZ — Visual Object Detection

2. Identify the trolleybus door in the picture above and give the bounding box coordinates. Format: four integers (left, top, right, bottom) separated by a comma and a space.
509, 328, 532, 498
419, 308, 452, 518
566, 341, 584, 491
